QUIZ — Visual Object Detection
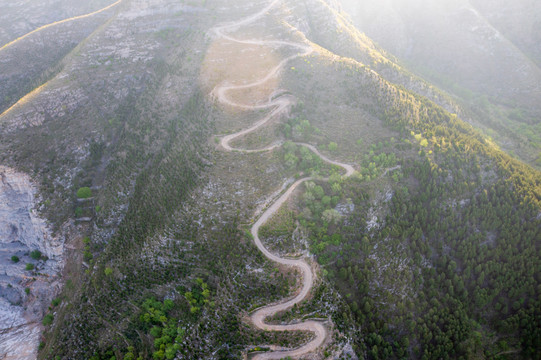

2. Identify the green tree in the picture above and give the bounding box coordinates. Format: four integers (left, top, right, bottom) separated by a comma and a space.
77, 187, 92, 199
284, 152, 298, 168
42, 314, 54, 326
322, 209, 342, 224
313, 185, 325, 199
328, 142, 338, 152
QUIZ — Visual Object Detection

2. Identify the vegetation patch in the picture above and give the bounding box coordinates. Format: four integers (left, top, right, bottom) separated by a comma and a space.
76, 187, 93, 199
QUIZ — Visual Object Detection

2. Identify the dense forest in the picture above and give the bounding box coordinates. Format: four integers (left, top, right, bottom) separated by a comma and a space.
280, 66, 541, 358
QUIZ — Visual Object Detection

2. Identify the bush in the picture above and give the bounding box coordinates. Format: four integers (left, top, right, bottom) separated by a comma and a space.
42, 314, 54, 326
83, 251, 93, 262
76, 187, 92, 199
25, 263, 35, 271
10, 255, 19, 263
30, 250, 42, 260
328, 142, 338, 152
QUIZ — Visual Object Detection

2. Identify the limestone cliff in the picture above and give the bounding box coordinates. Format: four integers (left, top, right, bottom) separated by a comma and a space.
0, 166, 63, 360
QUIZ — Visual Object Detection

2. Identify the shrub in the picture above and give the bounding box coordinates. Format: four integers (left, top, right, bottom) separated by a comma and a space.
25, 263, 35, 271
76, 187, 92, 199
10, 255, 19, 263
42, 314, 54, 326
30, 250, 42, 260
83, 251, 93, 262
328, 142, 338, 152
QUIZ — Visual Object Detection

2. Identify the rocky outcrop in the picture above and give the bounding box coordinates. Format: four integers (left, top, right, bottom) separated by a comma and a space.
0, 166, 62, 259
0, 166, 64, 360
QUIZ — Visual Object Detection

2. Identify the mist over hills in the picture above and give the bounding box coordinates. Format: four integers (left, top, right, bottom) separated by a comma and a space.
338, 0, 541, 167
0, 0, 539, 359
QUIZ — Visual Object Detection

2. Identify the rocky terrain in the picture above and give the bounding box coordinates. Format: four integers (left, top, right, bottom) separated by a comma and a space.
0, 166, 63, 359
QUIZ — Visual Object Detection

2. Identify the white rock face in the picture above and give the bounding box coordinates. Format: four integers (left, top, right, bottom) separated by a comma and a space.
0, 300, 41, 360
0, 166, 62, 259
0, 166, 64, 360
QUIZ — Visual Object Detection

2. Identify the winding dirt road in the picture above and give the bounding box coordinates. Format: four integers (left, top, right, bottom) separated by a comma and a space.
0, 0, 122, 53
211, 1, 355, 358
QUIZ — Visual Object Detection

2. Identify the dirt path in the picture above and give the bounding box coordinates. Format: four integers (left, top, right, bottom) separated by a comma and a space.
210, 1, 355, 358
0, 0, 123, 53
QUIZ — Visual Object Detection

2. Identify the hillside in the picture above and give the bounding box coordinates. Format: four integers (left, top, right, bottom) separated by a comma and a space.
0, 0, 539, 359
0, 0, 120, 115
336, 0, 541, 169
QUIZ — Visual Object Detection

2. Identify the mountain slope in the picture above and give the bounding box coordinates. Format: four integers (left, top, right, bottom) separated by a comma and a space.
335, 0, 541, 169
0, 0, 539, 359
0, 0, 121, 115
